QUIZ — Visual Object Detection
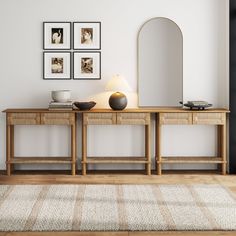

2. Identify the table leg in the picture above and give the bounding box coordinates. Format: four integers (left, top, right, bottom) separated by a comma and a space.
82, 115, 87, 176
145, 124, 151, 175
71, 122, 76, 176
75, 114, 77, 174
221, 123, 227, 175
10, 126, 14, 173
156, 114, 162, 175
6, 124, 11, 176
217, 125, 222, 172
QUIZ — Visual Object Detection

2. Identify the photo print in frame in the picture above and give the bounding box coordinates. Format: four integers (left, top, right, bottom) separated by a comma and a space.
43, 22, 71, 49
73, 22, 101, 50
43, 52, 71, 80
73, 52, 101, 80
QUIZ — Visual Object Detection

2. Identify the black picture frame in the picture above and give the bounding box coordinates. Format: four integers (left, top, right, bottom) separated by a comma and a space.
43, 51, 72, 80
73, 22, 101, 50
73, 51, 101, 80
43, 22, 71, 50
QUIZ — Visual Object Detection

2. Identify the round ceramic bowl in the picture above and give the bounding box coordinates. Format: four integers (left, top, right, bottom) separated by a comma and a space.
51, 90, 71, 102
73, 101, 96, 110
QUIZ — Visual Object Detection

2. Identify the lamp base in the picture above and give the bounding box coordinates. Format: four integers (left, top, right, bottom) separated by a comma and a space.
109, 92, 127, 110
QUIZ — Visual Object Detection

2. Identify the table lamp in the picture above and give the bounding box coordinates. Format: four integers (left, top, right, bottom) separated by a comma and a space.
105, 74, 132, 110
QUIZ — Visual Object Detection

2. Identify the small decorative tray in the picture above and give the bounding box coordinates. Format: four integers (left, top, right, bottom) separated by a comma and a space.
180, 101, 212, 110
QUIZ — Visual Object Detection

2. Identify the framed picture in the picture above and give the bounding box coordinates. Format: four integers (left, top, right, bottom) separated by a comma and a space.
73, 22, 101, 50
43, 52, 71, 80
73, 52, 101, 80
43, 22, 71, 49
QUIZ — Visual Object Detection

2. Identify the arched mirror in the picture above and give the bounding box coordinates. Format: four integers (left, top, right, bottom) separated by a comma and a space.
138, 17, 183, 107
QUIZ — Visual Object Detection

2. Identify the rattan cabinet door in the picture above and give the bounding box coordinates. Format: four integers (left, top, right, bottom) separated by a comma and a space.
116, 113, 150, 125
193, 113, 225, 125
83, 113, 116, 125
159, 113, 192, 125
41, 113, 75, 125
7, 113, 40, 125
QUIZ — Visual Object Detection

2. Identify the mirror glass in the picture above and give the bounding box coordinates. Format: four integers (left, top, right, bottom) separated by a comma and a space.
138, 17, 183, 107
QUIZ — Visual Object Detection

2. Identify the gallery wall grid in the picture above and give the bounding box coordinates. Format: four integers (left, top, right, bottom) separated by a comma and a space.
43, 21, 101, 80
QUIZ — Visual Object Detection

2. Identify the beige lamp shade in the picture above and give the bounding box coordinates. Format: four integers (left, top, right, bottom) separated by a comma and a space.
105, 75, 132, 92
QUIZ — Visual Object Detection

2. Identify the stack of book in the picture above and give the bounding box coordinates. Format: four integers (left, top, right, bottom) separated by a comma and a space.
48, 101, 73, 110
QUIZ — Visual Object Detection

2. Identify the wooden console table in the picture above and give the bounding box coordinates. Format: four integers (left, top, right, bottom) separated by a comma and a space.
3, 108, 229, 176
82, 111, 151, 175
3, 109, 77, 176
156, 111, 227, 175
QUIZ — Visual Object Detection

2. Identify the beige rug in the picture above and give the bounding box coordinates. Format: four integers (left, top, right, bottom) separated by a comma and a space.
0, 184, 236, 231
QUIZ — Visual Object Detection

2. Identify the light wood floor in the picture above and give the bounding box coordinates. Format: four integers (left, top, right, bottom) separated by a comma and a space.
0, 171, 236, 236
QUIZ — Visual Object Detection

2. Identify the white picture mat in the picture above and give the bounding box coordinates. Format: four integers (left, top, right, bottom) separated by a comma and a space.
44, 52, 71, 79
44, 22, 71, 49
73, 22, 100, 49
74, 52, 100, 79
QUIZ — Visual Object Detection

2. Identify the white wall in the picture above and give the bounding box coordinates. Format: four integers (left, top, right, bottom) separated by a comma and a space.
0, 0, 229, 171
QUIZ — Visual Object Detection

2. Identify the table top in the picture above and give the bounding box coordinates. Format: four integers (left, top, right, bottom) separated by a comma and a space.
2, 107, 230, 113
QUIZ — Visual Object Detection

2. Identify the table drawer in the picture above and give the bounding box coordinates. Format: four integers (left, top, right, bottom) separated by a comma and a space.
83, 113, 116, 125
7, 113, 40, 125
160, 113, 192, 125
117, 113, 150, 125
41, 113, 75, 125
193, 113, 225, 125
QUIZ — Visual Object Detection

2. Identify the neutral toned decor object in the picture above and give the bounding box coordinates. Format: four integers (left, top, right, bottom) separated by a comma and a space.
51, 90, 71, 102
0, 184, 236, 231
43, 52, 71, 80
43, 22, 101, 80
180, 101, 213, 110
105, 75, 132, 110
3, 108, 228, 176
43, 22, 71, 50
48, 101, 73, 110
73, 22, 101, 50
73, 52, 101, 80
73, 101, 96, 110
107, 93, 127, 110
108, 92, 127, 110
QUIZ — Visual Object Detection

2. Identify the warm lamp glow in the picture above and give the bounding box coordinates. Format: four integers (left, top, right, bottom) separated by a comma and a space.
105, 75, 132, 93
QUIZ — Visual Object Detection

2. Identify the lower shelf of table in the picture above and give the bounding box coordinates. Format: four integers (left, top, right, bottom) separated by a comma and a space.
157, 156, 225, 164
7, 157, 74, 164
83, 157, 150, 164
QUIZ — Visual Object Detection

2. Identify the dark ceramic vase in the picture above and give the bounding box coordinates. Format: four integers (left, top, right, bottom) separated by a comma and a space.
109, 92, 127, 110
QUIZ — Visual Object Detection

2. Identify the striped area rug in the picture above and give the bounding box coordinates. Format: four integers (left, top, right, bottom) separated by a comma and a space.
0, 184, 236, 231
